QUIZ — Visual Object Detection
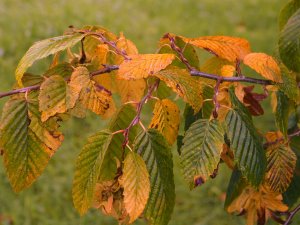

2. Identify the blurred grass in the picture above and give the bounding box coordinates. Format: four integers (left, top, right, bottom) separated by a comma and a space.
0, 0, 290, 224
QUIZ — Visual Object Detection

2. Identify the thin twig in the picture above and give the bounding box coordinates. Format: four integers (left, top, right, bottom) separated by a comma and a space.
284, 203, 300, 225
190, 70, 274, 85
264, 128, 300, 148
77, 30, 131, 60
0, 65, 119, 99
121, 79, 160, 150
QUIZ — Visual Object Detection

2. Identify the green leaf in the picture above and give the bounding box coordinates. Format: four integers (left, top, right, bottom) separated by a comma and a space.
39, 75, 79, 122
159, 35, 199, 68
201, 86, 214, 119
72, 130, 113, 215
134, 129, 175, 225
98, 104, 137, 182
279, 8, 300, 72
283, 136, 300, 206
44, 62, 74, 78
224, 169, 247, 210
0, 95, 63, 192
180, 119, 224, 188
279, 0, 300, 31
16, 33, 85, 86
154, 68, 203, 112
278, 64, 299, 102
122, 151, 150, 223
21, 73, 44, 86
266, 143, 297, 193
225, 88, 266, 186
275, 91, 292, 138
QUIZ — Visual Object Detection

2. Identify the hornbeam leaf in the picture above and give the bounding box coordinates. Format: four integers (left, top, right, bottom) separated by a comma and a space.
224, 169, 247, 210
69, 66, 116, 118
279, 0, 300, 31
98, 104, 138, 182
115, 79, 146, 104
134, 129, 175, 225
121, 151, 150, 223
159, 34, 199, 69
181, 36, 251, 62
225, 90, 266, 186
275, 91, 292, 137
72, 130, 113, 215
39, 75, 79, 121
278, 64, 299, 102
266, 143, 296, 193
0, 96, 63, 192
200, 57, 235, 78
180, 119, 225, 188
154, 68, 203, 112
118, 54, 175, 80
149, 99, 180, 145
243, 53, 282, 83
279, 8, 300, 72
15, 33, 85, 86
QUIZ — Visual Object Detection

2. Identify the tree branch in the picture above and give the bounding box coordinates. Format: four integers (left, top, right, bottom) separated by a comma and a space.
284, 203, 300, 225
0, 65, 119, 99
122, 79, 160, 150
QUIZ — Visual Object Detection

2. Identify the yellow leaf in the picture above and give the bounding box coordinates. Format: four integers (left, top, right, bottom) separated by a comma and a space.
149, 99, 180, 145
182, 36, 251, 62
39, 75, 79, 122
115, 79, 146, 104
91, 44, 109, 69
265, 132, 296, 193
243, 53, 282, 83
69, 66, 116, 118
115, 32, 138, 64
201, 57, 235, 77
118, 54, 175, 80
121, 151, 150, 223
227, 185, 288, 225
154, 68, 203, 112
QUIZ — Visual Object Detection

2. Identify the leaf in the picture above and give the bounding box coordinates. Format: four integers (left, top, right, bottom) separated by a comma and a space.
115, 79, 146, 104
200, 57, 235, 78
38, 75, 79, 121
279, 0, 300, 31
72, 130, 113, 215
243, 53, 282, 83
224, 169, 247, 210
227, 185, 288, 225
274, 91, 292, 137
149, 99, 180, 145
118, 54, 175, 80
69, 66, 116, 118
266, 142, 296, 193
159, 34, 199, 68
181, 36, 251, 62
278, 64, 299, 102
180, 119, 224, 188
154, 68, 203, 112
0, 95, 63, 192
279, 8, 300, 72
44, 62, 74, 78
21, 73, 44, 86
114, 32, 139, 64
283, 136, 300, 206
97, 104, 138, 182
15, 33, 85, 86
121, 151, 150, 223
225, 89, 266, 186
134, 129, 175, 225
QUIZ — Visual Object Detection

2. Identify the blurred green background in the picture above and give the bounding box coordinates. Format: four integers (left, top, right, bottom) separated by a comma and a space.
0, 0, 293, 225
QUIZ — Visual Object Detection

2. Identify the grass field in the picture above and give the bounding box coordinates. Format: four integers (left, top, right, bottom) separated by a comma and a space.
0, 0, 292, 224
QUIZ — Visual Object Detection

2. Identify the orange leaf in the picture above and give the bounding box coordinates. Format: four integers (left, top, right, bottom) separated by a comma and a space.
182, 36, 251, 62
243, 53, 282, 83
118, 54, 175, 80
115, 32, 138, 64
115, 79, 146, 103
